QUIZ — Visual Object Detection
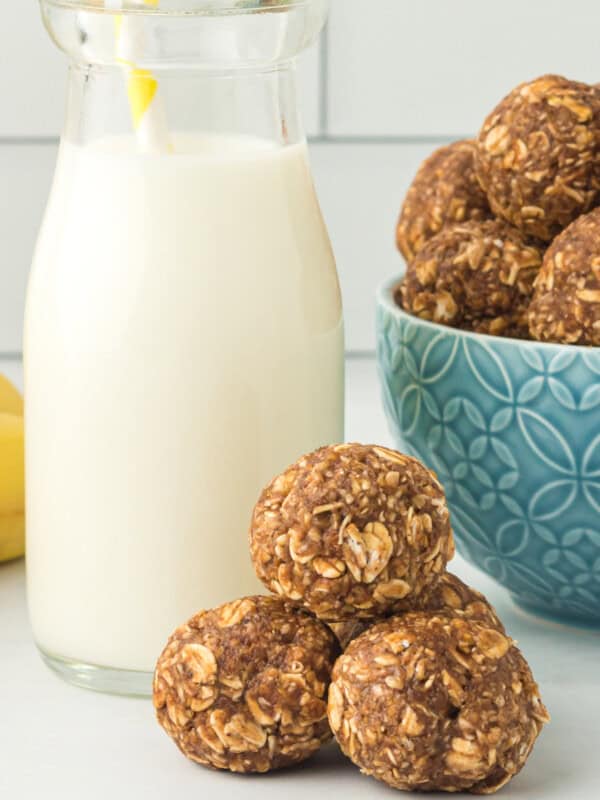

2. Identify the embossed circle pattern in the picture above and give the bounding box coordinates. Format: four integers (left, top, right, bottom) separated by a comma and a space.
377, 280, 600, 624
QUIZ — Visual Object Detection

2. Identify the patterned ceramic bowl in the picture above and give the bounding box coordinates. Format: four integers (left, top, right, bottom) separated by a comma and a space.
377, 276, 600, 627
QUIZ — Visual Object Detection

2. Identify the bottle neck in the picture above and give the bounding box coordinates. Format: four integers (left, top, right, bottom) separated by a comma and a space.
63, 61, 303, 151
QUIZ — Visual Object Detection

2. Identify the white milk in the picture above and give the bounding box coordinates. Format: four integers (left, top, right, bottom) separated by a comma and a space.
25, 135, 344, 673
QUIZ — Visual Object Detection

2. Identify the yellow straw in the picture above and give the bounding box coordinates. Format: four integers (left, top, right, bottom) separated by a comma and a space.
126, 68, 159, 130
110, 0, 171, 153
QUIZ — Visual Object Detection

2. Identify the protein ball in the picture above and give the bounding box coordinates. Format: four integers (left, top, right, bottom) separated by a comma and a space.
399, 219, 543, 337
476, 74, 600, 242
250, 444, 454, 622
415, 572, 505, 633
529, 206, 600, 345
468, 314, 531, 339
328, 613, 549, 794
327, 572, 504, 649
153, 596, 339, 773
396, 140, 491, 262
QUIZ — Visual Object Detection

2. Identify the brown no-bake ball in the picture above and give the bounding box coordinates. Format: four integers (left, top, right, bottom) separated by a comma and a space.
328, 613, 549, 794
397, 140, 491, 262
468, 315, 531, 339
416, 572, 505, 633
399, 219, 543, 337
153, 596, 339, 773
250, 444, 454, 622
529, 207, 600, 345
328, 572, 504, 649
476, 74, 600, 242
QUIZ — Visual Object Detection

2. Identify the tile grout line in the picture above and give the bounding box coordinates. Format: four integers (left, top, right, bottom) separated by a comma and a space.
0, 137, 60, 146
309, 134, 461, 145
0, 134, 463, 147
0, 351, 377, 362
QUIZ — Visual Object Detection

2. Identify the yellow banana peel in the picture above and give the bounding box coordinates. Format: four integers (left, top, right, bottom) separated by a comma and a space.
0, 410, 25, 563
0, 512, 25, 563
0, 373, 23, 416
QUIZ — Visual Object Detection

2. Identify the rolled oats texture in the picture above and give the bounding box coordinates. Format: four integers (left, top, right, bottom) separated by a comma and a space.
396, 140, 491, 263
250, 444, 454, 621
329, 612, 549, 794
328, 572, 504, 649
476, 74, 600, 242
399, 219, 543, 338
416, 572, 505, 634
529, 206, 600, 345
153, 595, 339, 773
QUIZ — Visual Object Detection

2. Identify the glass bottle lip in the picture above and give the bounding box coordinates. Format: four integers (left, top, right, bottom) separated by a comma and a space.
40, 0, 321, 16
41, 0, 329, 68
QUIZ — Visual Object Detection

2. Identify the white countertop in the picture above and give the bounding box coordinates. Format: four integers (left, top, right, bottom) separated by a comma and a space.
1, 357, 599, 799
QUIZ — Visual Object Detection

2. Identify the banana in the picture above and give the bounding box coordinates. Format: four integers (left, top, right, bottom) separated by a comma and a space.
0, 411, 25, 563
0, 373, 23, 416
0, 512, 25, 563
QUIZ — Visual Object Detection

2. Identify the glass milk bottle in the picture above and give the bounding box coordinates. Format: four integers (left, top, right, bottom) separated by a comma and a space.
25, 0, 343, 696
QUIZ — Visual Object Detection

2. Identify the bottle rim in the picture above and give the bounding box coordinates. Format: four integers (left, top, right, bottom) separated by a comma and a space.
40, 0, 320, 16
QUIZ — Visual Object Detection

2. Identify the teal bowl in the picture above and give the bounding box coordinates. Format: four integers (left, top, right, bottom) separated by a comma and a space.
377, 276, 600, 627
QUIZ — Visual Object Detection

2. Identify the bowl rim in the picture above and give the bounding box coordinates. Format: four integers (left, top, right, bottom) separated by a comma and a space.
376, 274, 600, 355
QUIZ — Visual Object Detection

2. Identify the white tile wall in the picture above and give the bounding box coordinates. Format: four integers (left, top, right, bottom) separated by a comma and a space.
311, 142, 431, 352
0, 4, 65, 137
0, 145, 57, 352
4, 0, 600, 354
328, 0, 600, 138
298, 46, 322, 137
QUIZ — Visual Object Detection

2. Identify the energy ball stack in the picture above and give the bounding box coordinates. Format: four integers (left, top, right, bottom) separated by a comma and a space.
155, 442, 548, 793
249, 443, 547, 791
396, 73, 600, 346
